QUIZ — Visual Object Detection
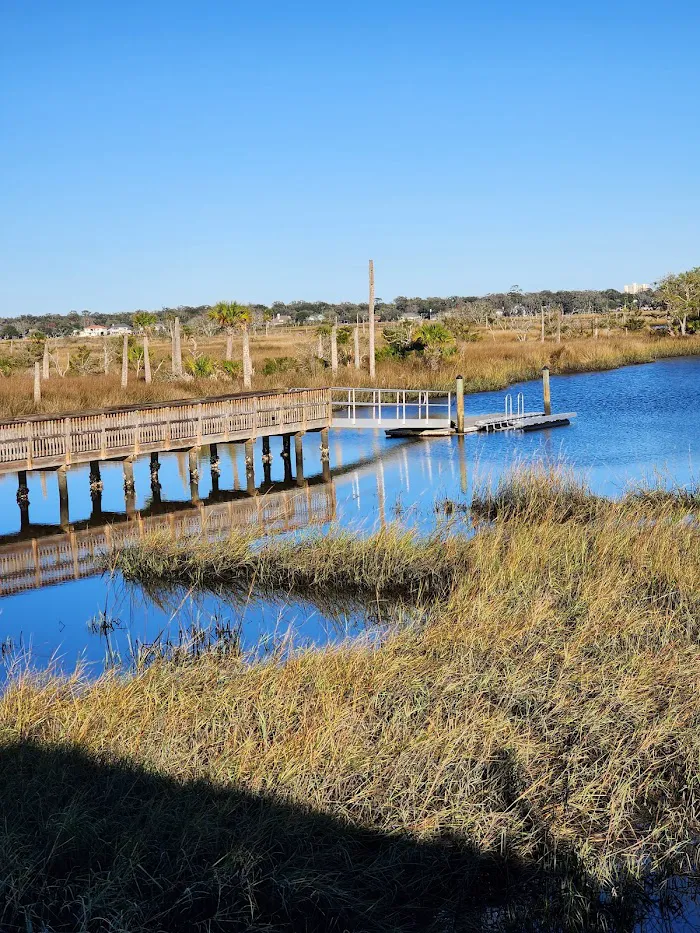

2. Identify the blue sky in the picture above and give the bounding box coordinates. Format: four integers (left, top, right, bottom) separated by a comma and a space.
1, 1, 699, 315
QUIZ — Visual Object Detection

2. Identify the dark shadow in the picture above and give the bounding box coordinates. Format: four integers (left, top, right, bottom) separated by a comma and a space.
0, 738, 665, 932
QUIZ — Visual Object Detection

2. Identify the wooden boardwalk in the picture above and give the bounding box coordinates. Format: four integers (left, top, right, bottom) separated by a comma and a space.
0, 388, 331, 475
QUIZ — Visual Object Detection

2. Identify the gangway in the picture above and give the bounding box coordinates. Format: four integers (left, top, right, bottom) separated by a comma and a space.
331, 388, 452, 432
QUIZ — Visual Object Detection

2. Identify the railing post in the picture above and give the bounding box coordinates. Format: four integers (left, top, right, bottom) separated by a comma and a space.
25, 421, 33, 469
100, 413, 107, 458
542, 366, 551, 416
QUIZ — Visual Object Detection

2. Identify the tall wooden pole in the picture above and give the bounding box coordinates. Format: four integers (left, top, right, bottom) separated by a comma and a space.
42, 340, 50, 380
103, 339, 110, 374
540, 305, 545, 343
556, 306, 561, 344
353, 324, 360, 369
173, 317, 182, 377
455, 375, 465, 434
34, 362, 41, 404
143, 333, 151, 383
368, 259, 376, 380
121, 334, 129, 388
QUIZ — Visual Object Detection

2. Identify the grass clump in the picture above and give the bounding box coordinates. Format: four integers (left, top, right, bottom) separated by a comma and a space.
2, 474, 700, 929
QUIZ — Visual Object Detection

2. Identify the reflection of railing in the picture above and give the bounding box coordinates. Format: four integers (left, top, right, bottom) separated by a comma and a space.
0, 389, 332, 473
331, 388, 452, 429
0, 484, 336, 597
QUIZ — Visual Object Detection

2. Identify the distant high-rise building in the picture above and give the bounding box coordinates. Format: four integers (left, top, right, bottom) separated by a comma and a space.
624, 283, 651, 295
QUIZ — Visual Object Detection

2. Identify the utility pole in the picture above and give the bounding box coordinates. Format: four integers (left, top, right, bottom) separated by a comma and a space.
368, 259, 376, 380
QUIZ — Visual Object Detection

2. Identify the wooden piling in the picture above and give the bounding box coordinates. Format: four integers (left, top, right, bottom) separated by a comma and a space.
244, 439, 255, 496
542, 366, 551, 416
455, 375, 465, 434
57, 467, 69, 527
294, 432, 304, 486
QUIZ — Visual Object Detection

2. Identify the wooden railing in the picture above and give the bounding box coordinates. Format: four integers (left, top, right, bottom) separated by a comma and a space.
0, 388, 332, 473
0, 483, 336, 596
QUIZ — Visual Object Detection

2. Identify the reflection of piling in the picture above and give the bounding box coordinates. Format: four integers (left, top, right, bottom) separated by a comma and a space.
457, 434, 467, 495
376, 460, 386, 527
57, 467, 69, 527
456, 375, 465, 434
209, 444, 220, 493
294, 432, 305, 487
542, 366, 551, 416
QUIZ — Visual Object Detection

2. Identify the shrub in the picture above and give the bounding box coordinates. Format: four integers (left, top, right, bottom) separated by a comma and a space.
261, 356, 297, 376
218, 360, 243, 379
185, 355, 217, 378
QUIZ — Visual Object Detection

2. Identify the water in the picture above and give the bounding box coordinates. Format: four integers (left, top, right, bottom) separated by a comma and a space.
0, 356, 698, 672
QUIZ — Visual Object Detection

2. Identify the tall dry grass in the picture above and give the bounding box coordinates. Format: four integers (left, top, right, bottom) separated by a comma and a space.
1, 331, 698, 419
2, 472, 699, 929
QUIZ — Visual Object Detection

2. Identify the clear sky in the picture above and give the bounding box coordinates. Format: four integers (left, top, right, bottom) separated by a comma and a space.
2, 0, 699, 316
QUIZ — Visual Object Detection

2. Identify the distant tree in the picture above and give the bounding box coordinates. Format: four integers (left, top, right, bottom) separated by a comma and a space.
0, 324, 20, 339
658, 267, 700, 335
133, 312, 157, 382
208, 301, 253, 387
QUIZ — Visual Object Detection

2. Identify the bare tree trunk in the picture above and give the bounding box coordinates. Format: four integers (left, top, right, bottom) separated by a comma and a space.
103, 339, 109, 374
10, 339, 14, 356
368, 259, 376, 379
681, 314, 687, 336
172, 317, 183, 376
540, 305, 545, 343
42, 340, 50, 380
354, 325, 360, 369
242, 325, 252, 389
121, 334, 128, 388
34, 362, 41, 404
143, 333, 151, 383
330, 324, 338, 375
557, 307, 561, 344
226, 331, 233, 361
317, 333, 323, 359
265, 322, 269, 337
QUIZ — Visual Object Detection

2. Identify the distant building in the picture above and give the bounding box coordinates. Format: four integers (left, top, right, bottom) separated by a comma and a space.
74, 324, 133, 338
624, 283, 651, 295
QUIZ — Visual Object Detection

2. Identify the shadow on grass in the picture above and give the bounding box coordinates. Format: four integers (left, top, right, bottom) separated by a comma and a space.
0, 739, 680, 932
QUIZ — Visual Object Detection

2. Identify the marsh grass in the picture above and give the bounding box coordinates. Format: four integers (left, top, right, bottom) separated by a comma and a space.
1, 332, 698, 418
2, 470, 700, 929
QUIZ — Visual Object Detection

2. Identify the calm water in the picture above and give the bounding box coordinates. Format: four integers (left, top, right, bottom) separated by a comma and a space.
0, 356, 698, 673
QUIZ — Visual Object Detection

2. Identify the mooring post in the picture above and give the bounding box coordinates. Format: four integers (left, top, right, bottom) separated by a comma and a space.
17, 470, 30, 529
244, 439, 256, 495
261, 436, 272, 485
281, 434, 292, 483
57, 466, 69, 527
542, 366, 551, 416
33, 362, 41, 404
294, 432, 305, 486
456, 375, 465, 434
320, 427, 331, 482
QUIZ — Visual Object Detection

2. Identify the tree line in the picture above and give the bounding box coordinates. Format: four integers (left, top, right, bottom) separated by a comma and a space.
3, 272, 699, 339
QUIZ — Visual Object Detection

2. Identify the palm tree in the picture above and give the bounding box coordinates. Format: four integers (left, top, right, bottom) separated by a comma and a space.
209, 301, 252, 387
133, 312, 157, 383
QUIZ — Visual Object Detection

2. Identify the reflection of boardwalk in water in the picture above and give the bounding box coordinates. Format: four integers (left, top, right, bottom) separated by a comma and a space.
0, 482, 336, 597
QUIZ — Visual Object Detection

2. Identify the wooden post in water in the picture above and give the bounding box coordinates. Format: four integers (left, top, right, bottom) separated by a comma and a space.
542, 366, 551, 416
121, 334, 129, 388
368, 259, 376, 380
455, 375, 465, 434
330, 324, 338, 376
33, 362, 41, 404
123, 459, 136, 515
262, 436, 272, 484
17, 471, 29, 529
353, 325, 360, 369
244, 439, 256, 495
42, 340, 50, 380
282, 434, 293, 482
320, 427, 331, 482
189, 447, 200, 502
